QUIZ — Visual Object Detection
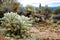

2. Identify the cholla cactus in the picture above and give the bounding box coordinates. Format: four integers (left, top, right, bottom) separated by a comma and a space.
1, 12, 32, 38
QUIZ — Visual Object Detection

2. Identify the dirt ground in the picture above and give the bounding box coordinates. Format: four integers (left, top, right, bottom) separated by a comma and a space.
29, 23, 60, 40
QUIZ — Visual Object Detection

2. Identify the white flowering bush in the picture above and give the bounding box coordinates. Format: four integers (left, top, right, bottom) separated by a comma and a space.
1, 12, 32, 38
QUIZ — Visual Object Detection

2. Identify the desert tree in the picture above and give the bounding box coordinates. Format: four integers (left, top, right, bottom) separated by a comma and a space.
25, 5, 36, 17
54, 7, 60, 15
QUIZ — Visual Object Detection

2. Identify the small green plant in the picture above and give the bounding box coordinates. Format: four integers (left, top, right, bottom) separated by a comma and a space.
0, 6, 4, 11
1, 12, 32, 38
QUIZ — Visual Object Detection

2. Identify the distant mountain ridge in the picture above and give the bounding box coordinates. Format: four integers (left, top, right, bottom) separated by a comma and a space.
49, 7, 58, 10
20, 6, 59, 11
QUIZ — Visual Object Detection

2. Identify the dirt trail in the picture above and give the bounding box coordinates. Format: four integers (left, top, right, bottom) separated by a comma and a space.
30, 27, 60, 39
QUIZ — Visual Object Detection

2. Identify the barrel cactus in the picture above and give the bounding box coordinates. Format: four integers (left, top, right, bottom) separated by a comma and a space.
1, 12, 32, 38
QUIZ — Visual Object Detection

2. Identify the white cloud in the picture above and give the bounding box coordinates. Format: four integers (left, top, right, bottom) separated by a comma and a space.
18, 0, 60, 7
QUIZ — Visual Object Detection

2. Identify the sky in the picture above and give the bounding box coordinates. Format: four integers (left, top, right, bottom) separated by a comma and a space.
18, 0, 60, 7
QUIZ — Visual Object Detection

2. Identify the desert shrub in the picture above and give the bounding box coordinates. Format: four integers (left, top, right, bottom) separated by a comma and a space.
1, 12, 32, 38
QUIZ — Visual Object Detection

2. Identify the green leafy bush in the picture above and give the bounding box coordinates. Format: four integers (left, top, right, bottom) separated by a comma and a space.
1, 12, 32, 38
